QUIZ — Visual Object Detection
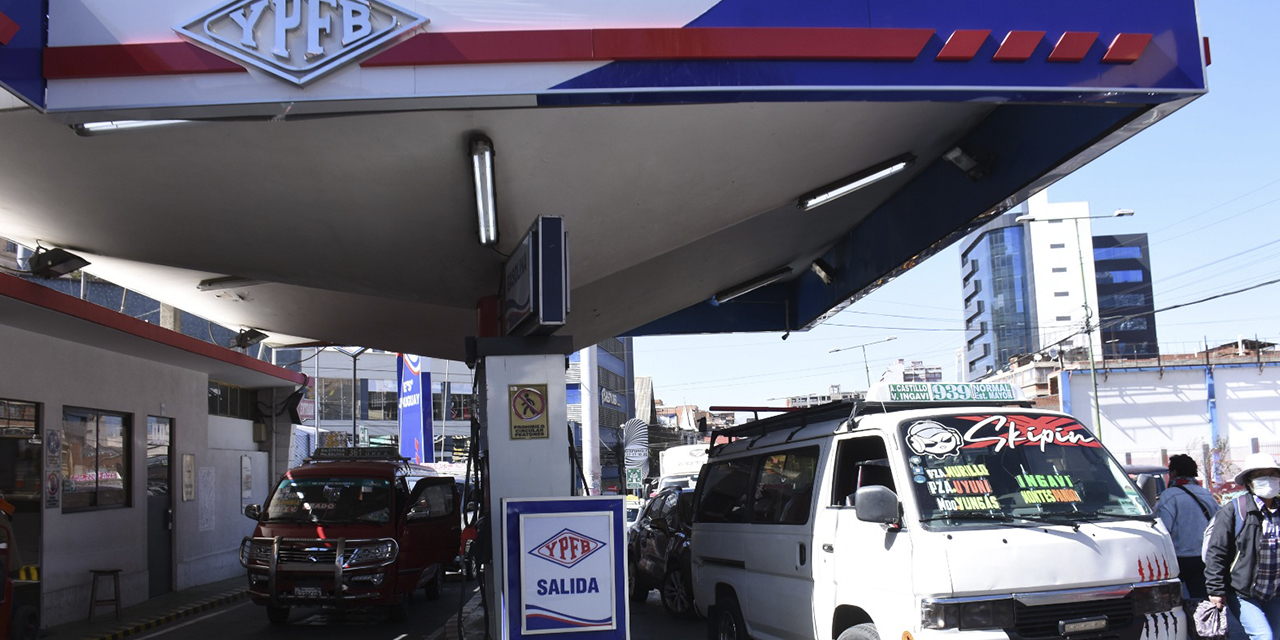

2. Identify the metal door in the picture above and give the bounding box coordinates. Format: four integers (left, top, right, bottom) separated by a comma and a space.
146, 417, 173, 598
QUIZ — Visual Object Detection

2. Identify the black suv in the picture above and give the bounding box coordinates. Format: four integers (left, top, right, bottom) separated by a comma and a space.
627, 487, 695, 618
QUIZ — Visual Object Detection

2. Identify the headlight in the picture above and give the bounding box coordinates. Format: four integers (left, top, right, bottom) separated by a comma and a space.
1133, 581, 1182, 615
922, 598, 1015, 630
240, 540, 273, 566
345, 540, 397, 566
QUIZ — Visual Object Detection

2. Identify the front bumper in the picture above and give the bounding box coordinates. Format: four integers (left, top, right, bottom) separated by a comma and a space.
241, 536, 401, 607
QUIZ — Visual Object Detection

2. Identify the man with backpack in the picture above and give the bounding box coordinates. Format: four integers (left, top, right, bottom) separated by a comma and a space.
1204, 453, 1280, 640
1157, 454, 1218, 599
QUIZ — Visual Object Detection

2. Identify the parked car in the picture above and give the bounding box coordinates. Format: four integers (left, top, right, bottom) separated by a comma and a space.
691, 381, 1184, 640
627, 487, 696, 618
240, 447, 461, 624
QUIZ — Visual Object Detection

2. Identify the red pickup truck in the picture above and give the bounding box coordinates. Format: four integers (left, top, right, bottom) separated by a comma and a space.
240, 448, 461, 624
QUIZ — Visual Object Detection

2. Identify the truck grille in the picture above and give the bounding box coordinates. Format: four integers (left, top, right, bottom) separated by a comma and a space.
278, 543, 338, 565
1014, 596, 1134, 638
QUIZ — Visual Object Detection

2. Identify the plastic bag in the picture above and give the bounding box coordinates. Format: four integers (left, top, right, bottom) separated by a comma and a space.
1194, 600, 1228, 640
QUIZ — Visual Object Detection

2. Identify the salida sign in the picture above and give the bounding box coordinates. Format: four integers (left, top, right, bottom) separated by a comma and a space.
176, 0, 427, 85
507, 498, 625, 639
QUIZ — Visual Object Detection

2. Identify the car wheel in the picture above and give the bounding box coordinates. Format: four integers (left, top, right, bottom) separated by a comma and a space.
11, 604, 39, 640
837, 623, 879, 640
714, 595, 747, 640
425, 567, 443, 600
661, 566, 694, 618
266, 605, 291, 625
628, 560, 647, 603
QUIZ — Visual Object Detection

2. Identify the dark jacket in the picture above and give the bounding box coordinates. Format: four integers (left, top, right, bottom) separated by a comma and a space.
1204, 495, 1273, 599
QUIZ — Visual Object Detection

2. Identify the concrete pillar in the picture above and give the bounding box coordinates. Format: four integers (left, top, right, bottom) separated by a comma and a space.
159, 303, 179, 331
581, 346, 601, 494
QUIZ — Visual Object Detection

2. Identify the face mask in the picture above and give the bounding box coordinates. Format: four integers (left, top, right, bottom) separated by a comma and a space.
1252, 476, 1280, 500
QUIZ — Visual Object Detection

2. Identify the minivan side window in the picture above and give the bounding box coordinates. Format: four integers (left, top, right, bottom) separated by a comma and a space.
696, 458, 754, 523
751, 447, 819, 525
831, 437, 893, 507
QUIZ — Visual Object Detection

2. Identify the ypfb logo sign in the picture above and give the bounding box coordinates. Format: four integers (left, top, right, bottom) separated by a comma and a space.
531, 529, 606, 569
517, 510, 618, 635
176, 0, 427, 86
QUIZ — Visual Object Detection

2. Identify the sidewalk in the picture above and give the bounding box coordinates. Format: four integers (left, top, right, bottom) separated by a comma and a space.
43, 577, 247, 640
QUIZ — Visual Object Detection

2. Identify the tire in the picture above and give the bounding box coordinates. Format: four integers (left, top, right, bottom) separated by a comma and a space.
714, 595, 747, 640
661, 566, 695, 619
837, 623, 880, 640
628, 560, 647, 603
266, 605, 290, 625
10, 604, 39, 640
425, 568, 443, 600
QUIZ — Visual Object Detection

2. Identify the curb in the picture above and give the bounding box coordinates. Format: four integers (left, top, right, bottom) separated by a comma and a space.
81, 589, 248, 640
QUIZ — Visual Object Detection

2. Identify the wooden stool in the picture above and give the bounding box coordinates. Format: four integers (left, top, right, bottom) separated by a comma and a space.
88, 569, 122, 621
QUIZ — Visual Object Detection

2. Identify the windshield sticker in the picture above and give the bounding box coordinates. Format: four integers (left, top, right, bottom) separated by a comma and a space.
905, 420, 965, 458
956, 415, 1100, 452
934, 495, 1000, 511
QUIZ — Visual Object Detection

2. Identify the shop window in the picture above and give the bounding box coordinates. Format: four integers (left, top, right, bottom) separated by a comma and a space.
366, 379, 398, 421
62, 408, 131, 512
208, 381, 253, 419
0, 399, 41, 512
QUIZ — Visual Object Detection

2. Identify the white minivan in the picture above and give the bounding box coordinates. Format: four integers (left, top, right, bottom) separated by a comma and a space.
691, 382, 1184, 640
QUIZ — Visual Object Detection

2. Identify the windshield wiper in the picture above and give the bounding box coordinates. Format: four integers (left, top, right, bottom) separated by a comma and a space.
920, 512, 1083, 530
1073, 511, 1156, 523
919, 512, 1021, 525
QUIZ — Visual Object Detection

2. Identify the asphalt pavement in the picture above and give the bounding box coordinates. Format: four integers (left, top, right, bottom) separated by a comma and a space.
40, 575, 703, 640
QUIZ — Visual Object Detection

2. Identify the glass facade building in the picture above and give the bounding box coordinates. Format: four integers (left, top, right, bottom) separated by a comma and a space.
961, 212, 1038, 381
1094, 234, 1158, 359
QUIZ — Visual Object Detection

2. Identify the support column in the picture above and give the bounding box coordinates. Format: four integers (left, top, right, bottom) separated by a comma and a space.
471, 336, 574, 640
581, 346, 601, 494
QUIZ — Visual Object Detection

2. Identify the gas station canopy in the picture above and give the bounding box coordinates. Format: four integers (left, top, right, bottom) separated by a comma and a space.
0, 0, 1206, 360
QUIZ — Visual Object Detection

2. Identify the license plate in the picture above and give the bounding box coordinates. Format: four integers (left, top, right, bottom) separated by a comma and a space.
1060, 617, 1108, 635
294, 587, 322, 598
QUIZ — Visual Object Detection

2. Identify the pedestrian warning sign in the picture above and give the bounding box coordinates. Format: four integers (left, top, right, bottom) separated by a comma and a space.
509, 384, 550, 440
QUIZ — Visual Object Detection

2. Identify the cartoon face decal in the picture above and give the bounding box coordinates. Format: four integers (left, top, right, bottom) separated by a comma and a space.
905, 420, 964, 459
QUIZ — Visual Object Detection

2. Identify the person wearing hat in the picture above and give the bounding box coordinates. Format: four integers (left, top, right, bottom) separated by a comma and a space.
1205, 453, 1280, 640
1156, 454, 1218, 600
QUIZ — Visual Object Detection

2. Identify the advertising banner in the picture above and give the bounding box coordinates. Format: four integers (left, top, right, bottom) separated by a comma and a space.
503, 497, 627, 640
398, 353, 432, 463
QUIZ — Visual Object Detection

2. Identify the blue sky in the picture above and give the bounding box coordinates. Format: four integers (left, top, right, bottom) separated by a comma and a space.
634, 0, 1280, 414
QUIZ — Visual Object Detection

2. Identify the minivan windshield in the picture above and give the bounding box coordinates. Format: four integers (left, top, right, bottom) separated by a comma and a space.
265, 477, 393, 524
899, 413, 1150, 528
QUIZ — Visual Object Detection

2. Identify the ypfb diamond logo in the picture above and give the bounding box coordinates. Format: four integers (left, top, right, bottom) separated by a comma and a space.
175, 0, 427, 86
530, 528, 606, 569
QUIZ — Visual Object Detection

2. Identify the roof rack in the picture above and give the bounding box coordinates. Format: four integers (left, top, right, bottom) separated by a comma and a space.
709, 400, 857, 450
306, 446, 408, 463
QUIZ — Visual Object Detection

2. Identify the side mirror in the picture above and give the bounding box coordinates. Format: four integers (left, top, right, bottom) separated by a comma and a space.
854, 486, 901, 527
244, 504, 262, 520
1134, 474, 1159, 508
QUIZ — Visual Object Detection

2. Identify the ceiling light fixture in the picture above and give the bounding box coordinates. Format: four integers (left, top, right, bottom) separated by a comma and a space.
810, 259, 837, 285
71, 120, 192, 137
232, 328, 269, 349
943, 145, 991, 181
29, 247, 90, 278
197, 275, 269, 292
712, 266, 794, 305
470, 135, 498, 246
797, 153, 915, 211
